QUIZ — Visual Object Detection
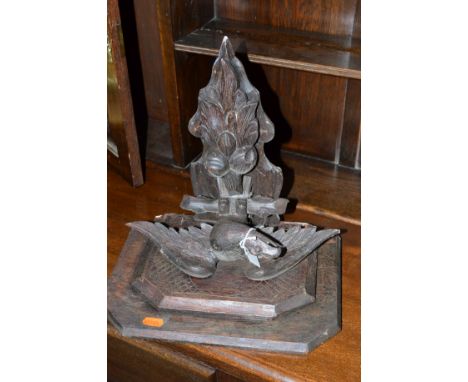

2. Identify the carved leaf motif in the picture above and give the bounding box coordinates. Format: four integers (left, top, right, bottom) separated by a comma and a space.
225, 111, 236, 134
200, 87, 222, 109
236, 102, 258, 144
243, 120, 259, 146
238, 102, 257, 125
234, 88, 247, 108
199, 99, 223, 144
212, 59, 237, 111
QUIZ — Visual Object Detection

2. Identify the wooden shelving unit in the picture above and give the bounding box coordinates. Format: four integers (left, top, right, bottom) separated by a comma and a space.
125, 0, 361, 223
175, 18, 360, 79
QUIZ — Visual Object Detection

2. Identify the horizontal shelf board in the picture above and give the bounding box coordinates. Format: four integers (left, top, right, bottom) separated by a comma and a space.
174, 18, 360, 79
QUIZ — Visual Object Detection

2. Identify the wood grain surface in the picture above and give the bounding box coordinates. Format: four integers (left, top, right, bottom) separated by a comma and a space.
175, 18, 360, 79
216, 0, 359, 37
128, 0, 360, 170
133, 0, 168, 124
108, 329, 216, 382
107, 0, 143, 186
108, 162, 360, 381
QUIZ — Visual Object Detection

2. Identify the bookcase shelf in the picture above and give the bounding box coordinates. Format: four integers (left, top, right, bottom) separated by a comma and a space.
174, 18, 360, 79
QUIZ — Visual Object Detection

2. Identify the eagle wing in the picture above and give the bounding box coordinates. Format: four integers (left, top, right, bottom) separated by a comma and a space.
127, 221, 217, 278
245, 225, 339, 281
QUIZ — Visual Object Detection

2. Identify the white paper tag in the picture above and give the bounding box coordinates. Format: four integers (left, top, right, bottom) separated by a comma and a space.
245, 251, 261, 267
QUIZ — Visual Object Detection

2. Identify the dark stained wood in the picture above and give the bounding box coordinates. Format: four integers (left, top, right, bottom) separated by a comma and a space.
215, 371, 244, 382
216, 0, 359, 37
108, 163, 360, 381
129, 0, 360, 172
352, 0, 361, 40
356, 144, 361, 169
106, 160, 360, 254
132, 0, 360, 169
109, 3, 361, 374
154, 0, 215, 166
108, 327, 216, 382
173, 52, 211, 162
107, 150, 360, 238
170, 0, 214, 40
145, 119, 174, 165
339, 79, 361, 168
115, 0, 176, 166
155, 0, 186, 166
184, 36, 285, 209
108, 231, 340, 353
115, 215, 336, 320
107, 0, 143, 186
169, 51, 351, 164
281, 153, 361, 225
109, 40, 343, 342
133, 0, 168, 123
343, 0, 361, 169
174, 18, 360, 79
259, 66, 348, 161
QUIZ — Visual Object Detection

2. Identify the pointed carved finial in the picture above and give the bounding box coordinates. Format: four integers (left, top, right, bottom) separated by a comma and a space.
188, 36, 275, 182
219, 36, 235, 60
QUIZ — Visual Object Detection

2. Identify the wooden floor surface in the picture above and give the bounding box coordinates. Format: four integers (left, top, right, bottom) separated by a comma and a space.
108, 162, 361, 382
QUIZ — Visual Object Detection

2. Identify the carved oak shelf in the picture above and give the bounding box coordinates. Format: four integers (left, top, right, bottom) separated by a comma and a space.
174, 18, 361, 79
108, 36, 344, 354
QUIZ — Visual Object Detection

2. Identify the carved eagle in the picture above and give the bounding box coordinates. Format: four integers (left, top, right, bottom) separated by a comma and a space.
128, 221, 339, 281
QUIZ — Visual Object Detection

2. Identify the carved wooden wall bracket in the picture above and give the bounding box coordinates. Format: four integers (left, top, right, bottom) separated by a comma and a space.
108, 37, 342, 354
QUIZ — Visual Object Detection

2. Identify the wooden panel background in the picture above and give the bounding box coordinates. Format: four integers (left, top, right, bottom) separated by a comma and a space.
171, 0, 214, 40
122, 0, 361, 170
133, 0, 168, 123
339, 79, 361, 167
256, 66, 348, 161
216, 0, 359, 36
172, 52, 354, 165
107, 0, 143, 186
133, 0, 175, 164
164, 0, 361, 168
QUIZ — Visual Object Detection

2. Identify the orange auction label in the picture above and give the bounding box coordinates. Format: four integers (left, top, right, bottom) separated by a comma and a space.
142, 317, 165, 327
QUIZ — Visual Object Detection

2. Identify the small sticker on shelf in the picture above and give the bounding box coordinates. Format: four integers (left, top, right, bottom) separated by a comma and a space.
142, 317, 165, 327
